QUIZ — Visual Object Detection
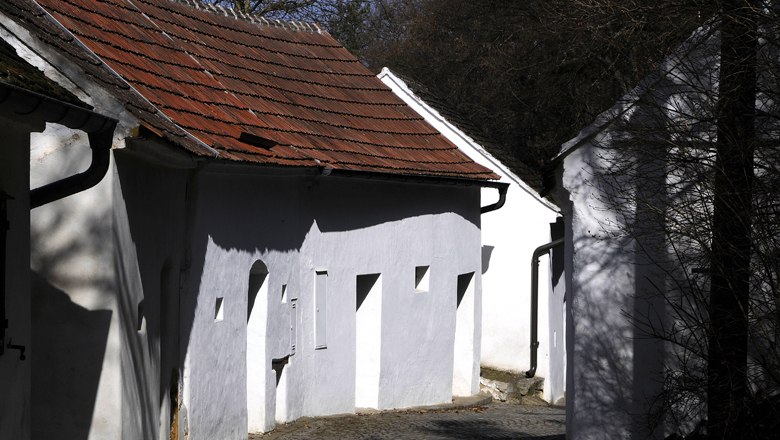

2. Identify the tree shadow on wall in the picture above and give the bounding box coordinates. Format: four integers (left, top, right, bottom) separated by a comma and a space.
562, 54, 719, 436
30, 271, 111, 440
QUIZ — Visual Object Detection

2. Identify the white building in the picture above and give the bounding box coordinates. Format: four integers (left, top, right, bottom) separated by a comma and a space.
378, 68, 565, 404
549, 20, 780, 439
0, 41, 119, 440
0, 1, 504, 439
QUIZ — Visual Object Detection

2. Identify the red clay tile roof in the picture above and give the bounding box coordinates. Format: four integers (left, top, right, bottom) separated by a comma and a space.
4, 0, 497, 181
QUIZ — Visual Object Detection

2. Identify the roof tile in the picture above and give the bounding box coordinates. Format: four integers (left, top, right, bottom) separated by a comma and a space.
11, 0, 497, 180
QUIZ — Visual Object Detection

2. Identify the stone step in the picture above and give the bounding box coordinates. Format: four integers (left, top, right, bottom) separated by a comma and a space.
479, 367, 545, 403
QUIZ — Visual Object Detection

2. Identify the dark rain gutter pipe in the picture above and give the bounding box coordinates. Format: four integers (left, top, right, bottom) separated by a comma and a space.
525, 237, 564, 378
0, 83, 118, 209
30, 128, 114, 208
480, 183, 508, 214
323, 168, 509, 213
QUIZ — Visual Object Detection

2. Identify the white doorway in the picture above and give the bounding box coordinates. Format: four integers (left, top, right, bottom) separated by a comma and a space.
453, 272, 475, 396
355, 273, 382, 408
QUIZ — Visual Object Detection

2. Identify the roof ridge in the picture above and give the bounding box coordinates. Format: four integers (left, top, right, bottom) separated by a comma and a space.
167, 0, 325, 34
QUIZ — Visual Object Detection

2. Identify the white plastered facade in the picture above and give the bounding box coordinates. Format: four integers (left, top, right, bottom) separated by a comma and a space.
173, 171, 483, 438
378, 68, 564, 403
553, 25, 723, 440
1, 14, 487, 440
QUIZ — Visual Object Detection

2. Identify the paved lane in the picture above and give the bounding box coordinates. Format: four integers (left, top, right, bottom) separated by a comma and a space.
252, 401, 565, 439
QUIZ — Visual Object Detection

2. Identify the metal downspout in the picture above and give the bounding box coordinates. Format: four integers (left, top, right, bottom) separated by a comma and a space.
525, 237, 564, 378
481, 183, 509, 213
0, 81, 118, 209
30, 126, 116, 209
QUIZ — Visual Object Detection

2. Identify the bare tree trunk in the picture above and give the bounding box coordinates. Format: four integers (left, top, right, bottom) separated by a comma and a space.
707, 1, 758, 437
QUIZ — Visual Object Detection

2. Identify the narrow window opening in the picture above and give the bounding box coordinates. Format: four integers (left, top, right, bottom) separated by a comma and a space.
315, 270, 328, 349
415, 265, 430, 293
272, 357, 289, 386
214, 297, 224, 322
290, 298, 297, 355
456, 272, 474, 307
281, 284, 288, 304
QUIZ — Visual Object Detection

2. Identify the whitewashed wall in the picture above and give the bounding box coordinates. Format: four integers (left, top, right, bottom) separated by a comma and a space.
112, 148, 191, 440
559, 130, 673, 439
378, 69, 564, 402
559, 141, 639, 439
23, 108, 486, 440
556, 27, 723, 439
4, 15, 488, 439
179, 171, 483, 438
3, 14, 144, 440
28, 129, 192, 440
29, 128, 121, 440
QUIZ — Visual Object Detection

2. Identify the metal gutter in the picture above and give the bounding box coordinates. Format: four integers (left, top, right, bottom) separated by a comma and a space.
30, 128, 113, 208
327, 168, 508, 188
525, 237, 565, 378
325, 168, 510, 213
480, 184, 508, 214
378, 67, 554, 212
0, 83, 118, 208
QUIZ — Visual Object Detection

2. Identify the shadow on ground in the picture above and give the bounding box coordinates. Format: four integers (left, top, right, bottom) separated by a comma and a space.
423, 418, 565, 440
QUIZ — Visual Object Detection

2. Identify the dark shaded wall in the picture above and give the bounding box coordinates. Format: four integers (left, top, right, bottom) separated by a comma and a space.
0, 119, 35, 440
114, 150, 189, 440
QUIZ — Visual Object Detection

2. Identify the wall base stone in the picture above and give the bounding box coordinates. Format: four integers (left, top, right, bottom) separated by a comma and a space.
479, 367, 544, 403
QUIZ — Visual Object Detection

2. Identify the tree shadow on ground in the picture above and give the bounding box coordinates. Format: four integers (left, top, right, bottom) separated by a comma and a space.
421, 418, 565, 440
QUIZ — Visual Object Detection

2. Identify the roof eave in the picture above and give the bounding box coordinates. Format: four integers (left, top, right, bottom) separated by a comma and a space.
379, 67, 558, 208
551, 22, 718, 165
0, 80, 116, 132
326, 168, 507, 189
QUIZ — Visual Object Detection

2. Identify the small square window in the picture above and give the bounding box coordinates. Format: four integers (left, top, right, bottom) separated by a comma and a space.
415, 266, 430, 293
214, 297, 224, 322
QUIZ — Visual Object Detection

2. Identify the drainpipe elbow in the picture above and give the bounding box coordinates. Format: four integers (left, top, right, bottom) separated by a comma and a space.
30, 122, 116, 209
481, 183, 509, 214
526, 238, 565, 380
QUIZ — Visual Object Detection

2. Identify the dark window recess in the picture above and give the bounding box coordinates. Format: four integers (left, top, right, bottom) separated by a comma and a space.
239, 132, 277, 149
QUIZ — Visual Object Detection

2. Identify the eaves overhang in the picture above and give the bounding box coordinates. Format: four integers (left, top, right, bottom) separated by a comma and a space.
0, 80, 115, 133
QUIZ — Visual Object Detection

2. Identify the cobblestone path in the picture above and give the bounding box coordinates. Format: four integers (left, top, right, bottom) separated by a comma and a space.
250, 401, 565, 439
